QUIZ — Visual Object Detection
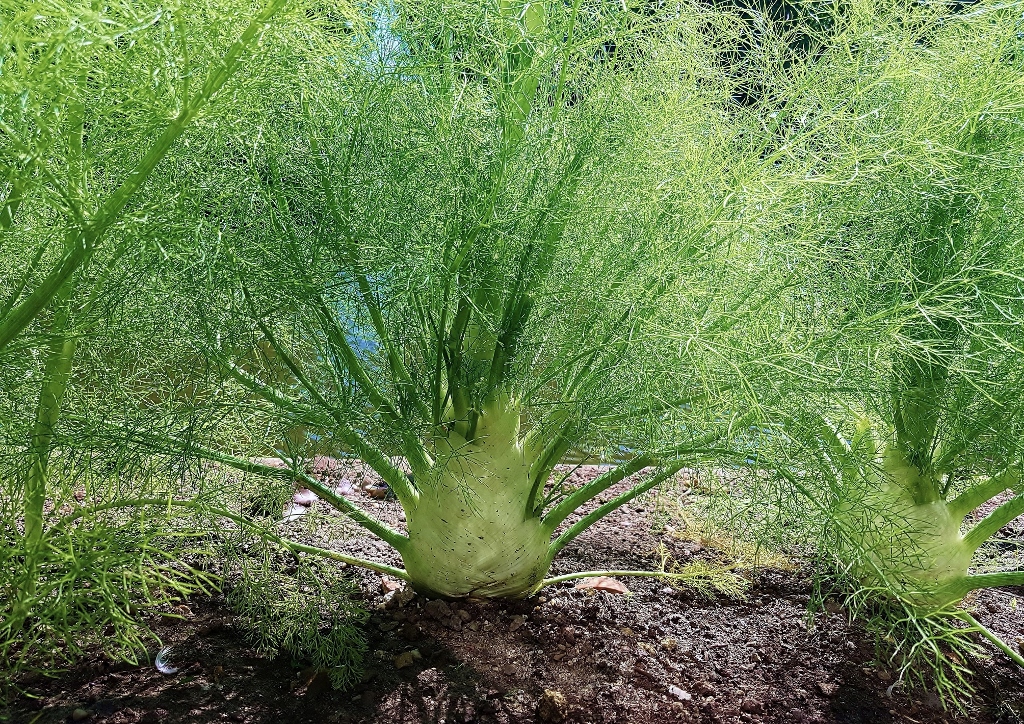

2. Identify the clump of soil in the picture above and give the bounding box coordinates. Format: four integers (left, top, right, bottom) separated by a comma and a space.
4, 466, 1023, 724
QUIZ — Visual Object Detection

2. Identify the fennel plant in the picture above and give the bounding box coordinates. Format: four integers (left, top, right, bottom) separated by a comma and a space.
135, 0, 800, 599
0, 0, 356, 655
768, 2, 1024, 686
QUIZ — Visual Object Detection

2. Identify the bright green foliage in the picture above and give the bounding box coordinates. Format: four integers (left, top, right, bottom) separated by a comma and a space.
0, 0, 360, 678
829, 417, 1020, 608
226, 541, 369, 689
761, 1, 1024, 698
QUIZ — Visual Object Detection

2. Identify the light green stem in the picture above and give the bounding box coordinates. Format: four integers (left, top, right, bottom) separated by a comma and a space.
947, 469, 1019, 522
52, 498, 410, 581
541, 569, 695, 587
962, 495, 1024, 553
940, 571, 1024, 599
13, 287, 79, 625
542, 455, 654, 531
958, 612, 1024, 668
547, 462, 684, 559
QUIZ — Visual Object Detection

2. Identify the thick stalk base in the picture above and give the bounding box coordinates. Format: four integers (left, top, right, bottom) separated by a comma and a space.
401, 396, 551, 598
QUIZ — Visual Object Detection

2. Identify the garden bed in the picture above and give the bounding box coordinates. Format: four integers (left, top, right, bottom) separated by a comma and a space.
5, 466, 1023, 724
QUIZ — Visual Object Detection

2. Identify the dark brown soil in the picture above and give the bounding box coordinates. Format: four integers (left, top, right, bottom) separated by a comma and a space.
4, 466, 1023, 724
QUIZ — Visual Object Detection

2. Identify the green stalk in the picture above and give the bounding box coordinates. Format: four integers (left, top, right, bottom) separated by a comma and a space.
170, 447, 411, 553
958, 612, 1024, 668
13, 289, 79, 625
52, 498, 410, 581
961, 494, 1024, 553
540, 569, 703, 587
947, 470, 1019, 522
547, 462, 685, 560
943, 571, 1024, 599
542, 455, 654, 531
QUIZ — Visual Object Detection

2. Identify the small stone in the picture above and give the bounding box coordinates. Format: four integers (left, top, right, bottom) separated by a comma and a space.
619, 627, 635, 636
394, 651, 417, 669
384, 587, 416, 609
281, 502, 308, 522
740, 699, 764, 714
509, 615, 526, 632
661, 637, 678, 651
536, 689, 568, 723
922, 691, 943, 711
816, 681, 839, 697
501, 663, 517, 676
365, 482, 390, 499
467, 621, 480, 632
423, 599, 452, 620
381, 577, 402, 594
72, 709, 91, 721
456, 609, 472, 622
252, 456, 288, 468
400, 623, 422, 640
292, 488, 318, 506
574, 576, 630, 594
668, 685, 692, 701
692, 681, 716, 697
1017, 638, 1024, 656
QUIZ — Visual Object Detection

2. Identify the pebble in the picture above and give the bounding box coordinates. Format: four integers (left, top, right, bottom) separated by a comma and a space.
509, 615, 526, 632
536, 689, 568, 723
424, 599, 452, 620
740, 699, 764, 714
394, 649, 421, 669
668, 685, 692, 701
72, 709, 91, 721
816, 681, 838, 697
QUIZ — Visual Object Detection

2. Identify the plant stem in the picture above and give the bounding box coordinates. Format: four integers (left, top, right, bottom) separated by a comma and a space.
188, 450, 411, 553
540, 569, 705, 587
12, 284, 79, 626
941, 571, 1024, 600
947, 469, 1019, 522
542, 455, 654, 531
962, 495, 1024, 553
52, 498, 410, 581
547, 462, 684, 559
958, 612, 1024, 668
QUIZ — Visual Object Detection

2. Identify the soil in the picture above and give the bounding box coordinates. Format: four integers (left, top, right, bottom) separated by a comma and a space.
4, 465, 1023, 724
